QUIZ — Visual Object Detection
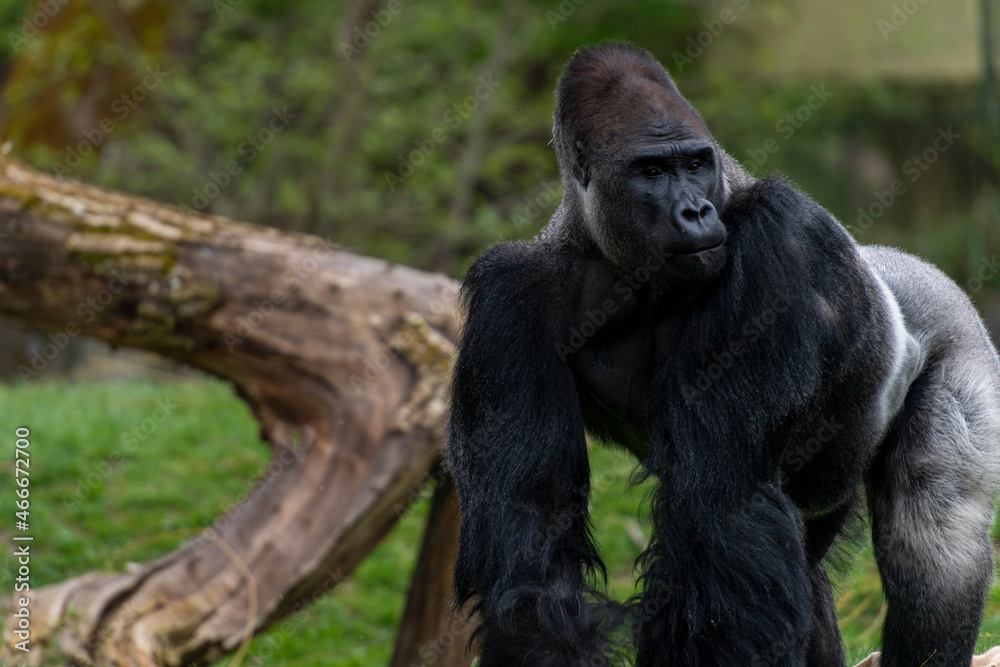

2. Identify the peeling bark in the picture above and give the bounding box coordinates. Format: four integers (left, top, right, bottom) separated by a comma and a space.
0, 155, 466, 666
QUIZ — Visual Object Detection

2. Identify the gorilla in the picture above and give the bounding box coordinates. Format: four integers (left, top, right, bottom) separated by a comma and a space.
446, 42, 1000, 667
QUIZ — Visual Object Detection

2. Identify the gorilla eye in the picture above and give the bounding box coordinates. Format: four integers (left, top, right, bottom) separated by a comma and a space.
641, 166, 663, 179
688, 160, 703, 173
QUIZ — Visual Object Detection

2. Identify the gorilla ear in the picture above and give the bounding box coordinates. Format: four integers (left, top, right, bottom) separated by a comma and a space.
572, 140, 591, 188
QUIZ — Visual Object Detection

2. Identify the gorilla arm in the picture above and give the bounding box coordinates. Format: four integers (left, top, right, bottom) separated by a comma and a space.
447, 241, 613, 666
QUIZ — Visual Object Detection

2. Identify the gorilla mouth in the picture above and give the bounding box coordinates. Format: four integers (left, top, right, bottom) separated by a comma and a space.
666, 242, 727, 277
688, 242, 724, 256
668, 242, 725, 258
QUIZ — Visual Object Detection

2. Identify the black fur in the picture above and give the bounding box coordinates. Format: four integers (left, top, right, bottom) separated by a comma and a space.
447, 42, 1000, 666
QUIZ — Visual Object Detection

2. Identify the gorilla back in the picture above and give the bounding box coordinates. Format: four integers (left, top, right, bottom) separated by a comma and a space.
446, 42, 1000, 667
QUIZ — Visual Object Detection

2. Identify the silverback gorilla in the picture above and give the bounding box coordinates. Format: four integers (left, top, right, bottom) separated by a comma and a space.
446, 42, 1000, 666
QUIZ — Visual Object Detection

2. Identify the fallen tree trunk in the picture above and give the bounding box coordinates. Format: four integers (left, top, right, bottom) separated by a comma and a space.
0, 155, 472, 666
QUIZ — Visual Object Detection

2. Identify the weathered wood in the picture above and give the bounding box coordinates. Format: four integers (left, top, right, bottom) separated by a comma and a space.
389, 470, 475, 667
0, 155, 466, 666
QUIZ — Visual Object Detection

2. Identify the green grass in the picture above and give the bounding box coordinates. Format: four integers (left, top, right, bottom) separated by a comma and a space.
1, 379, 999, 665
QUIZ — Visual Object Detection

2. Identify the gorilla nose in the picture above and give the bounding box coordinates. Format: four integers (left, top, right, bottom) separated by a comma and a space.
680, 201, 714, 224
670, 198, 725, 251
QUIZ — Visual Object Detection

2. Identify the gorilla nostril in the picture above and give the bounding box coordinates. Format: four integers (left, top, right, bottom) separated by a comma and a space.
681, 207, 700, 223
698, 203, 714, 219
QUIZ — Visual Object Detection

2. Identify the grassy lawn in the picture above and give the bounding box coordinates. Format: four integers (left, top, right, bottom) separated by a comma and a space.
1, 379, 999, 665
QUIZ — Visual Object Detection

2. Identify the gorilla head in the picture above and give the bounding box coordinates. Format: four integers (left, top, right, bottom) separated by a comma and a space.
553, 43, 729, 286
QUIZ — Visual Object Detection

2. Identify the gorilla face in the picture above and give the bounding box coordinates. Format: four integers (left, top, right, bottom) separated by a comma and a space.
556, 43, 729, 288
622, 138, 727, 275
574, 134, 729, 290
